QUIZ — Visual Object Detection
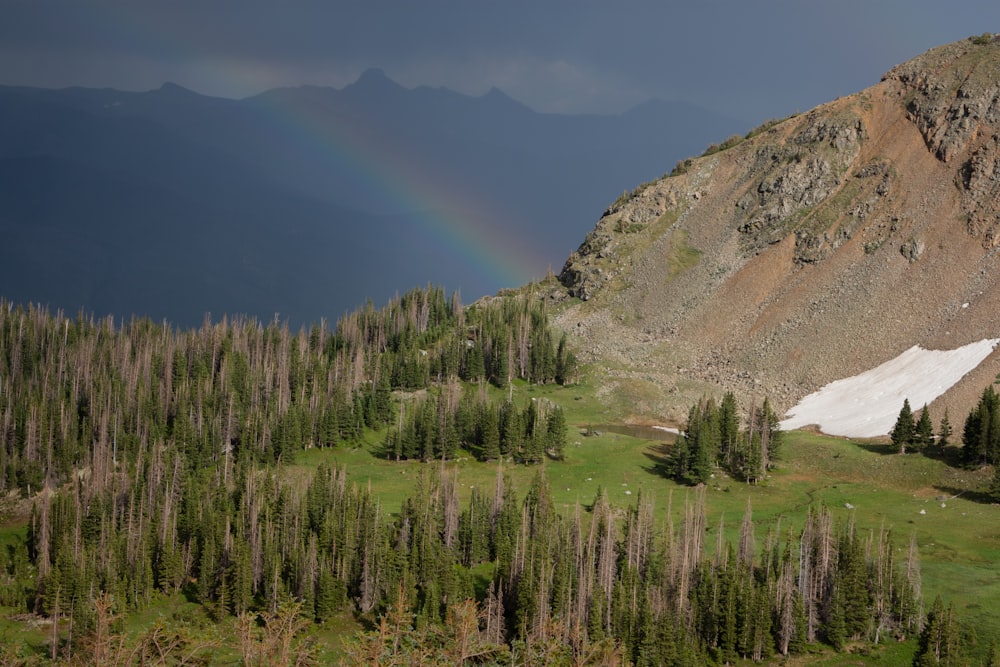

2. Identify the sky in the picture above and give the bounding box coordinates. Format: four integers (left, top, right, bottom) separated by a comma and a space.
2, 1, 999, 124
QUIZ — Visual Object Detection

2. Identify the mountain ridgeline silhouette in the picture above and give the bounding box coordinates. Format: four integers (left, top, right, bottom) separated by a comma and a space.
0, 71, 741, 327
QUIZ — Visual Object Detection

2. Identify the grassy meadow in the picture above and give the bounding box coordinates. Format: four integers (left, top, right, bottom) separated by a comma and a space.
292, 376, 1000, 662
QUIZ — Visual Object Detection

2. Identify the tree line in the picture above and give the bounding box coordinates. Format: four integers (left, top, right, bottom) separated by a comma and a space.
0, 288, 577, 658
381, 381, 567, 463
890, 385, 1000, 503
0, 287, 576, 496
16, 461, 925, 664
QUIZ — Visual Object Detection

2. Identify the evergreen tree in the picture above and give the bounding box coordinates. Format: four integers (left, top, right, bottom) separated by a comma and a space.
986, 639, 1000, 667
989, 463, 1000, 502
937, 409, 952, 449
545, 406, 567, 460
760, 396, 783, 465
913, 596, 962, 666
914, 404, 934, 452
554, 333, 577, 385
481, 405, 502, 462
499, 400, 523, 458
892, 399, 916, 454
674, 399, 719, 485
825, 581, 847, 650
718, 392, 740, 468
962, 386, 1000, 467
666, 436, 691, 484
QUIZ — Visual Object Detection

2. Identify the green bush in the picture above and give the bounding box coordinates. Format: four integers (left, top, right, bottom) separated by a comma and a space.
670, 158, 693, 176
701, 134, 744, 157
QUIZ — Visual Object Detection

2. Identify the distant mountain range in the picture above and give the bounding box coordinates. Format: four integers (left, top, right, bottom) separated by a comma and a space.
0, 70, 741, 327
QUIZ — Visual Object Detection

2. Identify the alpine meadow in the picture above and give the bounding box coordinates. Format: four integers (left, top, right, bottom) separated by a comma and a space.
3, 35, 1000, 666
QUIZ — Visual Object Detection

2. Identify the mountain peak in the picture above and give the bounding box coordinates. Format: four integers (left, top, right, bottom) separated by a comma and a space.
350, 68, 403, 93
555, 36, 1000, 425
156, 81, 196, 95
358, 67, 390, 83
480, 86, 529, 111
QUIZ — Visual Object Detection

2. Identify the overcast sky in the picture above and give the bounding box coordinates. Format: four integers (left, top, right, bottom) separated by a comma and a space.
2, 1, 998, 124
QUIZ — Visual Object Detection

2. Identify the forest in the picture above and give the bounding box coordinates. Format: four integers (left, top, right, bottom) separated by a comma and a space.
0, 291, 961, 664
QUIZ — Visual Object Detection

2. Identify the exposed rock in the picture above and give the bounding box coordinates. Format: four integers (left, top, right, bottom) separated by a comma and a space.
883, 37, 1000, 244
900, 237, 925, 262
552, 37, 1000, 425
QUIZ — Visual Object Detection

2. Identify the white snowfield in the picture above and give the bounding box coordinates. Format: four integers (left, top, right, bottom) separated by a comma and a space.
780, 339, 1000, 438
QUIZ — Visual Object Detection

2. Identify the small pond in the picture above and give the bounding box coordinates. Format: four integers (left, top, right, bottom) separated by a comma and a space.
591, 424, 678, 443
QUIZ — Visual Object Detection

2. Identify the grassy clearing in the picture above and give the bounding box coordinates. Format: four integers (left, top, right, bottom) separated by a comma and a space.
666, 228, 701, 282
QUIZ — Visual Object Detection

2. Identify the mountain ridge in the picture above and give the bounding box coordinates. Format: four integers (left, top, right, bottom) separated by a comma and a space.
553, 35, 1000, 430
0, 71, 742, 328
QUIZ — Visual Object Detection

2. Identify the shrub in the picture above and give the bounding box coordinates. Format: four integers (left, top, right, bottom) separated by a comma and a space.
701, 134, 744, 157
670, 158, 693, 176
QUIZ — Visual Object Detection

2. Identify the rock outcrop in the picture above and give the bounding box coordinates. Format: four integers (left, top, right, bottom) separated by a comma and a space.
553, 36, 1000, 426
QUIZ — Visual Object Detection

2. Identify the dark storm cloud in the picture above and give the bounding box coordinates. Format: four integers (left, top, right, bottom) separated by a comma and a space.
2, 0, 999, 122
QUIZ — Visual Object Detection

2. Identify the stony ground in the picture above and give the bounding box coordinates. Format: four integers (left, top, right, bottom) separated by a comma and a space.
548, 36, 1000, 430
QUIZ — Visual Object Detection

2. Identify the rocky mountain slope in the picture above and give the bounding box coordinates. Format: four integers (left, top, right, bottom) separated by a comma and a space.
554, 35, 1000, 428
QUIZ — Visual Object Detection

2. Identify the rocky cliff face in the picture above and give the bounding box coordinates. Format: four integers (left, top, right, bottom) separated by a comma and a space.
553, 36, 1000, 427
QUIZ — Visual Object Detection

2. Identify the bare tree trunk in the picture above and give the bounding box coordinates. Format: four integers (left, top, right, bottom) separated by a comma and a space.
738, 498, 755, 567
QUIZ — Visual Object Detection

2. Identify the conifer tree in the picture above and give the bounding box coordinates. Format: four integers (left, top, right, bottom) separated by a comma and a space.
914, 404, 934, 452
482, 405, 502, 462
937, 409, 952, 449
546, 406, 567, 460
892, 399, 916, 454
718, 392, 740, 468
962, 386, 1000, 466
989, 463, 1000, 502
913, 596, 962, 666
985, 639, 1000, 667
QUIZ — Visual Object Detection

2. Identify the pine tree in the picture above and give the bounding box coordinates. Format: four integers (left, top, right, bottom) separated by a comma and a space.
892, 399, 916, 454
718, 392, 740, 469
825, 581, 847, 650
761, 396, 782, 465
937, 409, 952, 449
666, 436, 691, 484
913, 596, 962, 666
985, 639, 1000, 667
482, 405, 502, 461
914, 404, 934, 452
500, 400, 523, 458
675, 399, 718, 485
989, 463, 1000, 501
554, 334, 577, 385
963, 386, 1000, 466
545, 406, 567, 460
314, 566, 340, 623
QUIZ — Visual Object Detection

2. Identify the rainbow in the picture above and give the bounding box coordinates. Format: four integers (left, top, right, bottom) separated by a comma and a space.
71, 2, 549, 297
245, 88, 547, 296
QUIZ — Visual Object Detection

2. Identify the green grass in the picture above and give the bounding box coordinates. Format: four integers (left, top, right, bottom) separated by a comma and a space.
666, 228, 701, 282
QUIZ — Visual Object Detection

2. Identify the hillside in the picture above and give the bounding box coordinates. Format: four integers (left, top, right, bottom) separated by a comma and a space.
555, 35, 1000, 429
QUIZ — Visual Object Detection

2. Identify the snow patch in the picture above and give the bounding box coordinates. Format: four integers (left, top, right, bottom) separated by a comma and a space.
780, 339, 999, 438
